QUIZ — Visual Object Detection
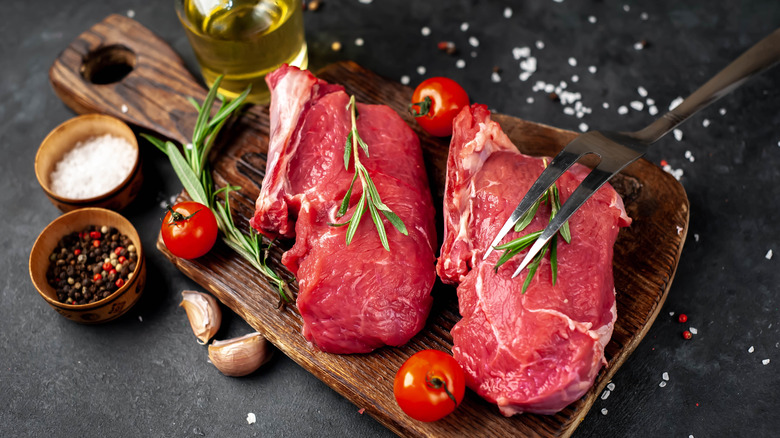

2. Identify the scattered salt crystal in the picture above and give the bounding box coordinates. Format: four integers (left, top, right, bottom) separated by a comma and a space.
685, 150, 695, 162
553, 0, 564, 3
568, 57, 577, 67
491, 72, 501, 83
633, 41, 645, 51
749, 346, 755, 353
702, 118, 711, 127
607, 382, 616, 391
138, 315, 143, 322
602, 102, 609, 109
588, 16, 597, 24
623, 5, 631, 11
763, 359, 771, 365
526, 97, 534, 104
49, 134, 137, 199
416, 66, 426, 75
669, 96, 684, 110
504, 7, 513, 18
421, 27, 431, 36
617, 105, 629, 115
460, 22, 469, 32
400, 75, 410, 85
358, 0, 372, 3
456, 59, 466, 69
659, 381, 667, 388
662, 372, 669, 381
662, 163, 684, 180
520, 57, 537, 72
571, 74, 579, 83
544, 83, 555, 93
677, 226, 683, 235
637, 86, 648, 97
127, 9, 135, 18
558, 80, 568, 89
564, 107, 575, 116
536, 40, 545, 50
601, 389, 611, 400
519, 71, 532, 81
673, 129, 684, 141
469, 36, 479, 47
588, 65, 597, 74
579, 123, 589, 132
719, 108, 727, 115
630, 101, 644, 111
246, 413, 256, 424
646, 97, 655, 105
601, 408, 608, 415
648, 105, 659, 116
513, 46, 531, 60
766, 249, 774, 260
689, 327, 698, 335
355, 37, 364, 46
121, 104, 128, 113
694, 233, 699, 242
640, 12, 649, 20
669, 311, 676, 316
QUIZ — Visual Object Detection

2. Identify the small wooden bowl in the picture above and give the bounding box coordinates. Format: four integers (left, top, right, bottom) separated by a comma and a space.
29, 208, 146, 324
34, 114, 143, 212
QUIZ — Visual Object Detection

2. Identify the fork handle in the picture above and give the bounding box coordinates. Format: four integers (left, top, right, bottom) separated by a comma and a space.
635, 28, 780, 144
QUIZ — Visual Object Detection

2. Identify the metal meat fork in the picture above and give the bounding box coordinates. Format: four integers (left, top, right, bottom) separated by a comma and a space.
484, 28, 780, 279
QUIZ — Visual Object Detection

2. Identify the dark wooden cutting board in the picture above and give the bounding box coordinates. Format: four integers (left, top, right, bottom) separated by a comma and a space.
49, 14, 689, 438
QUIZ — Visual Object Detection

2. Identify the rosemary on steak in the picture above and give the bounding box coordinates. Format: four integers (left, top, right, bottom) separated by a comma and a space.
494, 162, 572, 293
330, 95, 408, 250
142, 76, 291, 305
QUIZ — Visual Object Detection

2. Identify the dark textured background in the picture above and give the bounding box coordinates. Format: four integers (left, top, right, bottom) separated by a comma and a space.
3, 1, 779, 436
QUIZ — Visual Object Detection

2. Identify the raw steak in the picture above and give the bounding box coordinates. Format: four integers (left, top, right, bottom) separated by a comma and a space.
250, 65, 437, 354
438, 104, 631, 415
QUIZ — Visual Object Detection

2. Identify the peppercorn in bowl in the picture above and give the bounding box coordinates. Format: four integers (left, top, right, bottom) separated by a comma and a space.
34, 113, 143, 212
29, 207, 146, 324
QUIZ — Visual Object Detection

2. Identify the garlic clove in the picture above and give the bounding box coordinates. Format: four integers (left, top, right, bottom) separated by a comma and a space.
180, 290, 222, 344
208, 332, 272, 377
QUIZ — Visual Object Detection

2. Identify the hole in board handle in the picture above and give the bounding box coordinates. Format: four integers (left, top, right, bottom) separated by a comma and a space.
80, 45, 136, 84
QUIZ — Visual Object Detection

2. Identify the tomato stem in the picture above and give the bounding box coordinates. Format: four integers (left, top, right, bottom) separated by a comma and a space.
409, 96, 433, 118
167, 205, 202, 226
425, 372, 457, 405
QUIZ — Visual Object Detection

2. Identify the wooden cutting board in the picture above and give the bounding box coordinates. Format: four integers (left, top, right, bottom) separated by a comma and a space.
49, 14, 689, 438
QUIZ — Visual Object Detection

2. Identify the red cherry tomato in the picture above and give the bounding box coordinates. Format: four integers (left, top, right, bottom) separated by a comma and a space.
393, 349, 466, 422
161, 201, 218, 260
409, 77, 469, 137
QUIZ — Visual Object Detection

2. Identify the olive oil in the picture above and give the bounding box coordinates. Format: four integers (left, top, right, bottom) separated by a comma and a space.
177, 0, 308, 103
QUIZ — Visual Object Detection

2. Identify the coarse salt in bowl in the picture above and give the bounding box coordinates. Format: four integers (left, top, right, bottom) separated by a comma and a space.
35, 114, 143, 212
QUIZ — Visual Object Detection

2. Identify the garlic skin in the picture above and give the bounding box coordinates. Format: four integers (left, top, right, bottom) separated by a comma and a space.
208, 332, 272, 377
180, 290, 222, 344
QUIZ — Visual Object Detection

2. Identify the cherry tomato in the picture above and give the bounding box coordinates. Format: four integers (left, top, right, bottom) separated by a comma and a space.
409, 77, 469, 137
161, 201, 218, 259
393, 349, 466, 422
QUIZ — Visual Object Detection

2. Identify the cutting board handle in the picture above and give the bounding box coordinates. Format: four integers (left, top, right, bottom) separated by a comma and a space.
49, 14, 210, 145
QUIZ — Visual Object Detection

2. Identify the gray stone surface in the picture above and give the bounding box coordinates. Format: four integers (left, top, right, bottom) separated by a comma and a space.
2, 0, 779, 436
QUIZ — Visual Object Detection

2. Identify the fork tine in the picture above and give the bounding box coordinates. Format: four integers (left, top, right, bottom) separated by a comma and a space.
483, 149, 582, 260
510, 166, 614, 278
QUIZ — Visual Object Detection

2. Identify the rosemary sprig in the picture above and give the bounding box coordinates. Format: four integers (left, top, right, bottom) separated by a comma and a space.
494, 165, 572, 293
142, 76, 291, 305
330, 95, 408, 250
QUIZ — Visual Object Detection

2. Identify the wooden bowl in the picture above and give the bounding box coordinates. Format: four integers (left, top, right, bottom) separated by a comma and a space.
29, 208, 146, 324
34, 114, 143, 212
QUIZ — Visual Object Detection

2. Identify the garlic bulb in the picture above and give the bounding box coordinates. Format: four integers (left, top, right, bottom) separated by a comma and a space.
208, 332, 272, 377
180, 290, 222, 344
